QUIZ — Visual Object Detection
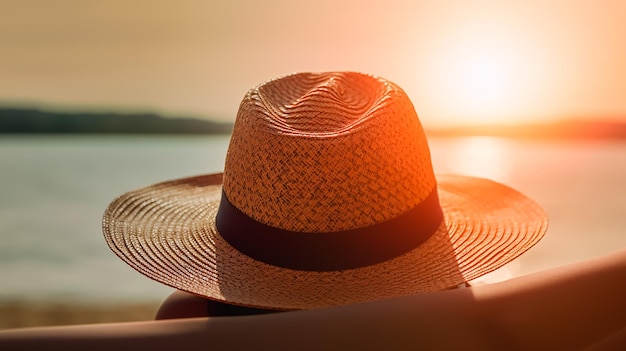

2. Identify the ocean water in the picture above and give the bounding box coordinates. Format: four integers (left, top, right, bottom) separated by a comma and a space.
1, 135, 625, 303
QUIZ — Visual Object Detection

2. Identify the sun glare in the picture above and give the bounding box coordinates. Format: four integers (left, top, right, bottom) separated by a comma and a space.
421, 17, 541, 127
460, 55, 507, 106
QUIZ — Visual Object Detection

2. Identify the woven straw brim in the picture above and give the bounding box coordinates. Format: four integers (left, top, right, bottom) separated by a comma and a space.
103, 173, 547, 310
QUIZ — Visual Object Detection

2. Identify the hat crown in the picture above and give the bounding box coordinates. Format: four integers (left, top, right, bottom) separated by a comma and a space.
252, 72, 386, 134
223, 72, 436, 232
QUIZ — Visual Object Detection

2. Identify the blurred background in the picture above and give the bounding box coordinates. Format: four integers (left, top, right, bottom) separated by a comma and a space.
1, 0, 625, 328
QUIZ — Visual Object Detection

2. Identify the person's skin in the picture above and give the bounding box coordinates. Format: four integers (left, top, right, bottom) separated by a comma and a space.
0, 247, 625, 351
155, 291, 281, 319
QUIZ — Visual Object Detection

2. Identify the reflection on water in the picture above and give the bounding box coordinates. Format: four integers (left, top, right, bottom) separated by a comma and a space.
443, 136, 513, 182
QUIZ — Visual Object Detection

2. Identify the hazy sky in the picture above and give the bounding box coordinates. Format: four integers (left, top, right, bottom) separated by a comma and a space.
1, 0, 625, 128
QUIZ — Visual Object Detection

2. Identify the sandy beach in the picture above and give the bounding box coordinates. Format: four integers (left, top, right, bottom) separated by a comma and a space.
0, 300, 162, 330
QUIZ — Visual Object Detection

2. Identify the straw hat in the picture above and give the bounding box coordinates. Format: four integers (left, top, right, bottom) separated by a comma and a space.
103, 71, 547, 310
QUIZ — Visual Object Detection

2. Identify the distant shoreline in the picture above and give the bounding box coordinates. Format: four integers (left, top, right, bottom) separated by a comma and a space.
0, 108, 233, 135
2, 107, 626, 140
427, 118, 626, 140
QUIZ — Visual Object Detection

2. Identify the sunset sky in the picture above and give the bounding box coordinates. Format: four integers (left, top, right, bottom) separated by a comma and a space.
1, 0, 624, 128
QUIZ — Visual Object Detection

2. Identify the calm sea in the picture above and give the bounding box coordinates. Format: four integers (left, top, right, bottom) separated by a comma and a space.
1, 135, 625, 303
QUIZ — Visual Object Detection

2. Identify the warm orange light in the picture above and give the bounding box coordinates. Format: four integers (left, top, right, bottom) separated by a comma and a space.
421, 17, 544, 127
443, 136, 513, 182
459, 55, 507, 107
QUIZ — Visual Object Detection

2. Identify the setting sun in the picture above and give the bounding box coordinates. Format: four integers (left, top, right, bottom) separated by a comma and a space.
419, 15, 544, 127
460, 55, 507, 107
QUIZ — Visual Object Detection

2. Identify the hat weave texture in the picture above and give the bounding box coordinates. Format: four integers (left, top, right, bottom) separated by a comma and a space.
224, 72, 435, 232
103, 71, 548, 310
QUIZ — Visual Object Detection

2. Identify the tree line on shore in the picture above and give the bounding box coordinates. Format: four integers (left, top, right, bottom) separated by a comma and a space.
2, 107, 625, 139
0, 108, 233, 134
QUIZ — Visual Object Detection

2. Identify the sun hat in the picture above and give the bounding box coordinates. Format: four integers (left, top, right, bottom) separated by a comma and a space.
103, 71, 548, 310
